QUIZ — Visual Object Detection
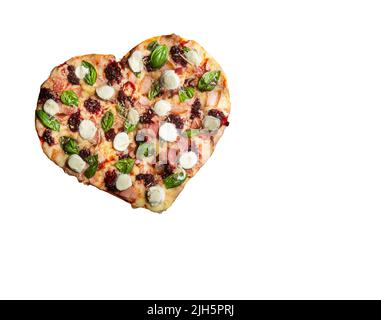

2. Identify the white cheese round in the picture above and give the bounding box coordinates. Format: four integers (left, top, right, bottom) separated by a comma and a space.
159, 123, 178, 142
113, 132, 130, 151
75, 65, 89, 80
147, 186, 165, 207
67, 154, 86, 173
43, 99, 59, 116
161, 70, 180, 90
96, 85, 115, 100
128, 108, 140, 125
203, 115, 221, 131
185, 50, 202, 66
153, 100, 171, 116
179, 151, 198, 169
79, 120, 97, 140
128, 51, 143, 73
116, 174, 132, 191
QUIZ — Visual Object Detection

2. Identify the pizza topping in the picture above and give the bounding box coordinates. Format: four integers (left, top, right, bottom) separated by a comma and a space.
116, 174, 132, 191
140, 108, 155, 124
190, 98, 201, 119
147, 185, 165, 206
185, 49, 202, 66
36, 110, 60, 131
198, 71, 221, 91
96, 85, 115, 100
136, 141, 155, 160
161, 70, 180, 90
105, 61, 122, 84
165, 114, 184, 129
60, 90, 79, 106
184, 78, 197, 88
43, 99, 59, 116
170, 45, 187, 67
101, 111, 114, 132
150, 44, 169, 69
81, 61, 97, 85
136, 173, 156, 187
178, 87, 195, 102
127, 108, 140, 125
104, 169, 118, 191
158, 122, 178, 142
84, 154, 98, 178
128, 51, 144, 73
148, 80, 162, 100
79, 119, 97, 140
42, 129, 54, 146
153, 100, 171, 116
208, 109, 229, 126
179, 151, 198, 169
203, 115, 220, 131
38, 87, 57, 104
158, 163, 174, 178
79, 148, 91, 159
115, 157, 135, 174
67, 65, 80, 85
104, 128, 116, 141
75, 64, 89, 80
60, 136, 79, 155
163, 169, 187, 189
67, 154, 86, 173
84, 98, 101, 114
68, 110, 81, 132
113, 132, 130, 151
124, 120, 137, 134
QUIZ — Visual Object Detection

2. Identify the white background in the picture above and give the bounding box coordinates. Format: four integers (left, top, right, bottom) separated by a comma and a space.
0, 0, 380, 299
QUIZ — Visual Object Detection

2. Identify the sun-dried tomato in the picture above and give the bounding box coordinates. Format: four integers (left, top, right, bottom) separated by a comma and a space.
136, 174, 156, 187
42, 129, 54, 146
105, 61, 122, 84
67, 65, 80, 85
84, 98, 101, 114
166, 114, 184, 129
68, 110, 81, 132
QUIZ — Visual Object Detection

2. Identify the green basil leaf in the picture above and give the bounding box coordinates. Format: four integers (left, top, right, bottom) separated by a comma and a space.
136, 142, 155, 160
81, 61, 97, 86
147, 40, 158, 51
183, 128, 200, 138
178, 87, 195, 102
60, 90, 78, 106
148, 80, 161, 100
36, 110, 60, 131
124, 120, 137, 133
116, 102, 128, 118
198, 70, 221, 92
60, 136, 79, 155
183, 46, 190, 53
114, 158, 135, 174
164, 171, 187, 189
84, 155, 98, 179
101, 111, 114, 132
150, 45, 168, 69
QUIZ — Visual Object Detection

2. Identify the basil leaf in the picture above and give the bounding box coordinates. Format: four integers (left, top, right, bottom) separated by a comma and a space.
183, 129, 200, 138
147, 40, 158, 51
198, 71, 221, 92
150, 45, 168, 69
101, 111, 114, 132
36, 110, 60, 131
84, 155, 98, 179
114, 158, 135, 174
148, 81, 161, 100
183, 46, 190, 53
60, 90, 78, 106
81, 61, 97, 86
60, 136, 79, 155
124, 120, 137, 133
178, 87, 195, 102
164, 171, 187, 189
136, 142, 155, 160
116, 102, 128, 118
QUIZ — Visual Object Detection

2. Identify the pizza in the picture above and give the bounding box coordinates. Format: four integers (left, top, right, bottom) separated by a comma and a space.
35, 34, 230, 213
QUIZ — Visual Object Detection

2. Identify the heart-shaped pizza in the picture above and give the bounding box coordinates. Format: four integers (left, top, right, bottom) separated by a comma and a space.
35, 34, 230, 212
